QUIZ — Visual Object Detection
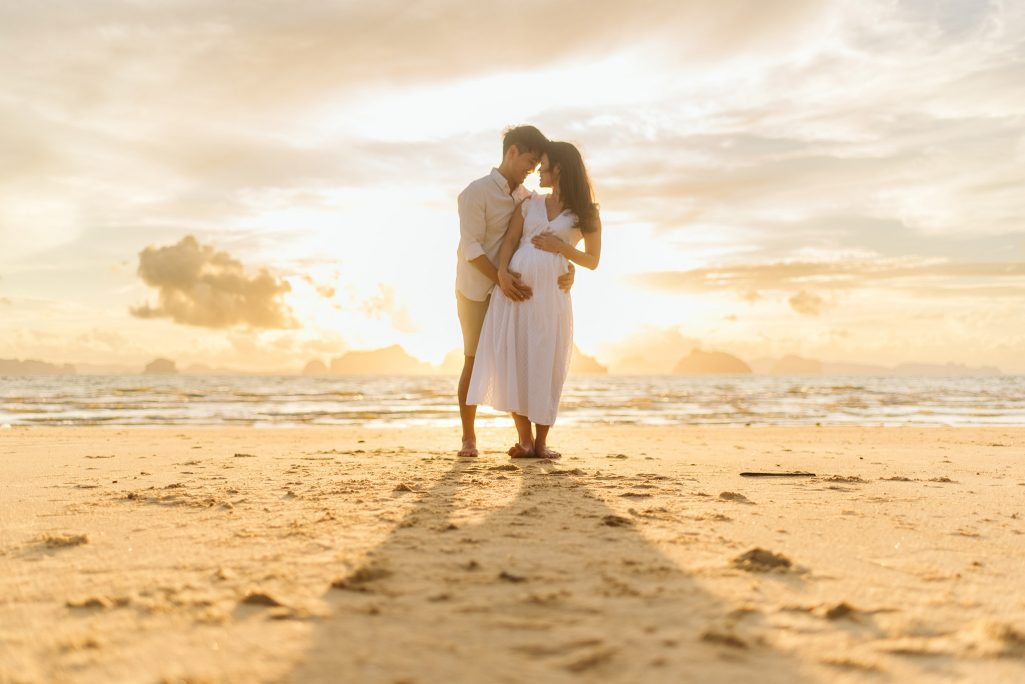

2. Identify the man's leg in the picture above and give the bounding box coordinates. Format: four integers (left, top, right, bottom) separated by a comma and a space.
457, 354, 478, 457
456, 291, 488, 458
533, 423, 560, 459
508, 413, 534, 457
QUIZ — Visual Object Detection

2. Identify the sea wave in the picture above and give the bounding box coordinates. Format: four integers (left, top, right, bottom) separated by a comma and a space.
1, 374, 1023, 427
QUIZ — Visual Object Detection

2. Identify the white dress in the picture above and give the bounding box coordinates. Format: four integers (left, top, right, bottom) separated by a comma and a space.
467, 192, 582, 425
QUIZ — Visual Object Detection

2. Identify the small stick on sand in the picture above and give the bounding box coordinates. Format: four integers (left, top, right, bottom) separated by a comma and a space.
739, 471, 816, 477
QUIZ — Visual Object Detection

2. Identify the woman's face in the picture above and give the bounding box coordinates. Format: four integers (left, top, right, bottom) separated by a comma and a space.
538, 154, 559, 189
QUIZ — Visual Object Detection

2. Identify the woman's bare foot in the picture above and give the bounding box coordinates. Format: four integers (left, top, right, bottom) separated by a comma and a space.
457, 439, 479, 458
534, 446, 561, 460
508, 443, 534, 458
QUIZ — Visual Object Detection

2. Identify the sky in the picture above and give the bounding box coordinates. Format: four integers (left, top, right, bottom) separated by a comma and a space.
1, 0, 1024, 373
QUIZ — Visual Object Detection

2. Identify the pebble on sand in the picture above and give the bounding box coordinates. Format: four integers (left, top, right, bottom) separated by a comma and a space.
733, 548, 794, 573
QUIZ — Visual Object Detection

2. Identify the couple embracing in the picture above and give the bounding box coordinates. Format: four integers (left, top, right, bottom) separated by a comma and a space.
455, 126, 602, 460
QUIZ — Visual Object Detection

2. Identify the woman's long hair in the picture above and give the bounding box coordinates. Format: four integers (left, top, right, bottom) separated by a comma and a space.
547, 141, 599, 233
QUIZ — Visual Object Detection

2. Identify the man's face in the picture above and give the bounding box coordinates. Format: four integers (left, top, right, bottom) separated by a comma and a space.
509, 147, 541, 187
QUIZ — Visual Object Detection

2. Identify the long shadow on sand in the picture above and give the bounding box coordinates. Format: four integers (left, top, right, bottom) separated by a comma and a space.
281, 458, 812, 683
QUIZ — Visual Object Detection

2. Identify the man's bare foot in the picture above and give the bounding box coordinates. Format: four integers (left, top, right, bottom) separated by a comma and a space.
458, 439, 479, 458
534, 446, 561, 460
508, 443, 534, 458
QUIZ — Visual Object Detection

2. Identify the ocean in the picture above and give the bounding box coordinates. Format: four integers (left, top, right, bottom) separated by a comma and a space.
1, 374, 1022, 428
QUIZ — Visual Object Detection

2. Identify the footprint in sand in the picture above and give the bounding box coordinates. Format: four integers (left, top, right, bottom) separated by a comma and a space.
823, 475, 868, 483
239, 591, 286, 607
66, 595, 130, 610
39, 533, 89, 548
331, 565, 392, 592
700, 629, 748, 649
601, 515, 633, 527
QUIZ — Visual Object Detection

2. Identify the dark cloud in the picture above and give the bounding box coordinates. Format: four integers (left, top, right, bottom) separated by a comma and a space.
131, 235, 297, 329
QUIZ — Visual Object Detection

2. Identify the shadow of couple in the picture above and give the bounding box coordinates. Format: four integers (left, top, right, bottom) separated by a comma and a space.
281, 457, 811, 683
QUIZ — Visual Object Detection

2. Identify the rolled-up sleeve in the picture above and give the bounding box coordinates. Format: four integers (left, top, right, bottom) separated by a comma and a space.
457, 186, 487, 262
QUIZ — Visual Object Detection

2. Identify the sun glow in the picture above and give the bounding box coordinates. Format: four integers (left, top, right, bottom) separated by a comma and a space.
2, 1, 1023, 373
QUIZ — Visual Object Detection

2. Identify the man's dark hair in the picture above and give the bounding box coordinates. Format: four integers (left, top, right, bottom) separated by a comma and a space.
502, 125, 548, 156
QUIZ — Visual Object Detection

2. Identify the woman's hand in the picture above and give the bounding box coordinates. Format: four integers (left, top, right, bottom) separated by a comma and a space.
532, 232, 566, 255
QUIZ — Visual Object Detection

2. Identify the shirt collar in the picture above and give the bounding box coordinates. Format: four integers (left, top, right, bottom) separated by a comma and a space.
489, 167, 511, 194
490, 168, 531, 201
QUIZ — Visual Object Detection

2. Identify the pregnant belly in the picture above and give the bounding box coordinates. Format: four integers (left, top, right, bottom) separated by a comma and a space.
509, 246, 566, 289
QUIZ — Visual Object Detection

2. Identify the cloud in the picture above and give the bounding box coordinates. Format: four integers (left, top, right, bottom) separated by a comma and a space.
0, 1, 824, 118
73, 329, 129, 352
4, 0, 1025, 374
633, 259, 1025, 301
131, 235, 297, 329
597, 109, 1025, 246
4, 0, 1022, 262
299, 274, 337, 299
789, 290, 824, 316
361, 284, 417, 334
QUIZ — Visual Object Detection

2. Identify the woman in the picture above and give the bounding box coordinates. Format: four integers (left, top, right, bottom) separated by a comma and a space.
467, 141, 602, 459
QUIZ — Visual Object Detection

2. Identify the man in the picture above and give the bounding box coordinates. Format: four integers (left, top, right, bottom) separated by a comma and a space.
455, 125, 574, 458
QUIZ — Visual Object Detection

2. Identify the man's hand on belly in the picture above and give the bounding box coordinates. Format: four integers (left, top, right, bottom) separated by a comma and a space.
558, 262, 575, 292
498, 269, 533, 301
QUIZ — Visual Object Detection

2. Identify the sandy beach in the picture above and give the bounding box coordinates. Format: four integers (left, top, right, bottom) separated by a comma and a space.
2, 426, 1024, 683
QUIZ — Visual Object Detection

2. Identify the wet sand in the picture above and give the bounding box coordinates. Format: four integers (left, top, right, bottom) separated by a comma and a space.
1, 426, 1024, 682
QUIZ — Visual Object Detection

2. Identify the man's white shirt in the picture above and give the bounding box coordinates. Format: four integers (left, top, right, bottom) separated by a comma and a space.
456, 168, 531, 301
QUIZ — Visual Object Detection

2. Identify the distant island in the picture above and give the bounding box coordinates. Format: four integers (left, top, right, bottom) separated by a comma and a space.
143, 358, 177, 375
748, 355, 1001, 377
0, 351, 1006, 377
0, 358, 76, 375
303, 344, 609, 376
311, 345, 436, 375
302, 360, 330, 375
569, 346, 608, 374
768, 355, 823, 374
673, 349, 752, 374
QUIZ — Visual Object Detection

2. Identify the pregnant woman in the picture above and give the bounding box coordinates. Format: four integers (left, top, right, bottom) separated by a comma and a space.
467, 141, 602, 459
